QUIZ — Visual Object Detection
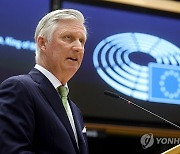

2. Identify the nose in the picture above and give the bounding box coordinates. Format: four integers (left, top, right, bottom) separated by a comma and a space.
72, 40, 84, 52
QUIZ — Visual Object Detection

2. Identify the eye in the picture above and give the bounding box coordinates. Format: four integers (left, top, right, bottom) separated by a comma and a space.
64, 35, 72, 40
79, 39, 85, 45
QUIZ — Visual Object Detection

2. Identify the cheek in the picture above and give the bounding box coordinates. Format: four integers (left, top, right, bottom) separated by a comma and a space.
48, 43, 63, 58
80, 52, 85, 61
46, 49, 61, 65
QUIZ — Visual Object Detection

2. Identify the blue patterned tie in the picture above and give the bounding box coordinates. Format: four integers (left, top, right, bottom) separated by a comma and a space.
57, 86, 68, 113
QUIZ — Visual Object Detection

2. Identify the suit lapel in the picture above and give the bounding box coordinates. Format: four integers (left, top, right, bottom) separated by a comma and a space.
28, 68, 78, 151
70, 101, 88, 154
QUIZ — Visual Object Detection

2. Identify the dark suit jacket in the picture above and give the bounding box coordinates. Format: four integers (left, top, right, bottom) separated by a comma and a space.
0, 68, 89, 154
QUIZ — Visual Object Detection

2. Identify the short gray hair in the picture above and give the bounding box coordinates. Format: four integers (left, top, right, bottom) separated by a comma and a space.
34, 9, 87, 62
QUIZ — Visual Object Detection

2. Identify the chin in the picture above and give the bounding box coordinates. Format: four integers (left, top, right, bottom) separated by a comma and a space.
67, 67, 79, 75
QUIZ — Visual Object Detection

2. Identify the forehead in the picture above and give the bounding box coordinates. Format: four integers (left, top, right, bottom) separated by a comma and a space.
54, 19, 86, 36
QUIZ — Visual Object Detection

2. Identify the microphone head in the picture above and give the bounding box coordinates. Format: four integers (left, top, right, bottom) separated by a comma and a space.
104, 90, 120, 99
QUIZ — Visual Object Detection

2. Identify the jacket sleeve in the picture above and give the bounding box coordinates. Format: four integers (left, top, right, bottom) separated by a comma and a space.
0, 76, 35, 154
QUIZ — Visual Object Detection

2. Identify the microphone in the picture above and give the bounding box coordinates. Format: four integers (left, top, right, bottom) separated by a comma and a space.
104, 90, 180, 129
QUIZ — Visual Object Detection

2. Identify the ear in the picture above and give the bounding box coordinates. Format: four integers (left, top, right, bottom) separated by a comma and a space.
37, 36, 47, 51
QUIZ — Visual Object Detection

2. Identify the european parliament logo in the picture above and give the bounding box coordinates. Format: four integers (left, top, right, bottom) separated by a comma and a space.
93, 32, 180, 104
149, 63, 180, 104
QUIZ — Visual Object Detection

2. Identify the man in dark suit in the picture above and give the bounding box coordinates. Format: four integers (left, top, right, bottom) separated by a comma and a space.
0, 9, 88, 154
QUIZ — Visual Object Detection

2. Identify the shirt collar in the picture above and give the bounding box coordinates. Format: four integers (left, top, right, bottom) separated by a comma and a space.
34, 64, 69, 91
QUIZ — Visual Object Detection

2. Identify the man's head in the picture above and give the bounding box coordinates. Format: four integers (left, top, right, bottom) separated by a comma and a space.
34, 9, 87, 84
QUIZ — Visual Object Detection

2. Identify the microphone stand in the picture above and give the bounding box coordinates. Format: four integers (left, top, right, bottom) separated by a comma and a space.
104, 90, 180, 129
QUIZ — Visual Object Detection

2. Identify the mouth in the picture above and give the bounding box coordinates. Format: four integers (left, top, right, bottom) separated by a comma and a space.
67, 57, 78, 62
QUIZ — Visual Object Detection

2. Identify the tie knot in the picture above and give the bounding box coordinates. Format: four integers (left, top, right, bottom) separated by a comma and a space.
57, 86, 68, 97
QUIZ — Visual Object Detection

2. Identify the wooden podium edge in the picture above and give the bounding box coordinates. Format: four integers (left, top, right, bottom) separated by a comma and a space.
162, 144, 180, 154
85, 122, 180, 138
